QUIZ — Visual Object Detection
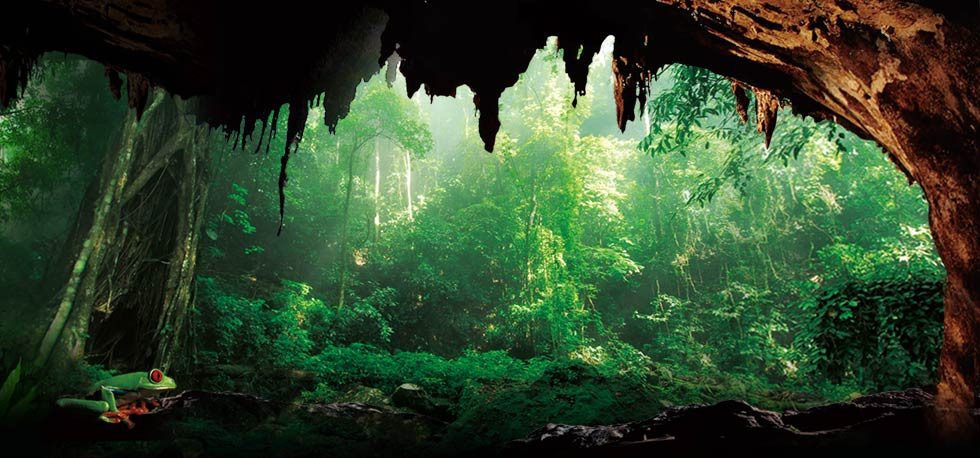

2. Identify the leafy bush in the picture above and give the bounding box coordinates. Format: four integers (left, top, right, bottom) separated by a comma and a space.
797, 266, 944, 391
302, 345, 550, 401
196, 277, 395, 369
634, 286, 794, 384
310, 288, 395, 347
196, 276, 271, 363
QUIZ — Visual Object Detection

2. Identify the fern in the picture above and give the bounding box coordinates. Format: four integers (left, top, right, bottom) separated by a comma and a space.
0, 361, 38, 426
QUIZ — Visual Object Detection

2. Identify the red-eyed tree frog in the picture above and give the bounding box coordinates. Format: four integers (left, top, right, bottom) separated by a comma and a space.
56, 368, 176, 428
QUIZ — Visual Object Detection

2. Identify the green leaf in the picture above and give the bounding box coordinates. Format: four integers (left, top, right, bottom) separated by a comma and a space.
4, 386, 36, 424
0, 361, 22, 415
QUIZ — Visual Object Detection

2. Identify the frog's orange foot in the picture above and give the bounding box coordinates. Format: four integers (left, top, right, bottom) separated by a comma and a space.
110, 403, 149, 420
102, 410, 134, 428
123, 400, 152, 416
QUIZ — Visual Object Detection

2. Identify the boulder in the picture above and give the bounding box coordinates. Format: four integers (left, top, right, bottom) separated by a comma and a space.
337, 385, 391, 408
392, 384, 434, 412
391, 383, 454, 421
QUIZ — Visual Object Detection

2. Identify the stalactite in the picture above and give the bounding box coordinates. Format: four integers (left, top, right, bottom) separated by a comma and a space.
125, 71, 151, 120
731, 81, 750, 123
105, 67, 123, 100
610, 35, 658, 133
0, 46, 38, 109
268, 107, 280, 154
754, 88, 780, 148
473, 89, 502, 152
253, 113, 268, 154
730, 81, 781, 147
240, 114, 257, 148
385, 51, 400, 87
556, 34, 603, 108
612, 55, 634, 132
278, 99, 308, 235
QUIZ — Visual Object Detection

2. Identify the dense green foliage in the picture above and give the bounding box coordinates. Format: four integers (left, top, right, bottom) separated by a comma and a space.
798, 263, 943, 391
0, 41, 945, 450
0, 56, 128, 378
185, 39, 943, 443
0, 57, 126, 302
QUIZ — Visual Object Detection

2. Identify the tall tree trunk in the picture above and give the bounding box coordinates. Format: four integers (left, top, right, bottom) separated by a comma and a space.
373, 138, 380, 243
34, 89, 210, 373
152, 111, 210, 371
33, 98, 144, 370
337, 142, 358, 309
404, 148, 413, 221
522, 180, 538, 305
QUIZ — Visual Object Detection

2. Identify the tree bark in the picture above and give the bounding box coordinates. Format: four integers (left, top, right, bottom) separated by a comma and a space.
405, 148, 413, 221
35, 89, 211, 373
337, 140, 359, 309
34, 97, 143, 370
373, 138, 381, 243
153, 106, 210, 371
522, 179, 538, 305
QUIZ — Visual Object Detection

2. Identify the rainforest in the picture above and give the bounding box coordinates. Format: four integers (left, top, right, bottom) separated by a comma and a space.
1, 1, 979, 456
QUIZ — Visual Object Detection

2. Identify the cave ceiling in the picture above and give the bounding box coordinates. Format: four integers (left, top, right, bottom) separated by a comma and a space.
0, 1, 971, 149
2, 1, 979, 229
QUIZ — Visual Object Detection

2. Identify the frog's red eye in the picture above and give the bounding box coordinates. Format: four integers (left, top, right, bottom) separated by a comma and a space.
149, 369, 163, 383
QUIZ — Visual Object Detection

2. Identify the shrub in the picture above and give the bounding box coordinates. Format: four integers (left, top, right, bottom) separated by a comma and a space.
797, 267, 944, 391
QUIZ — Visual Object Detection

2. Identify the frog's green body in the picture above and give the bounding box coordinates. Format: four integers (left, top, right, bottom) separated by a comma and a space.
56, 369, 175, 428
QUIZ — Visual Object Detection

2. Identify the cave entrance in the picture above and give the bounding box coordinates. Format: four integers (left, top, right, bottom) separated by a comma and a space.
2, 0, 978, 440
185, 39, 948, 430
